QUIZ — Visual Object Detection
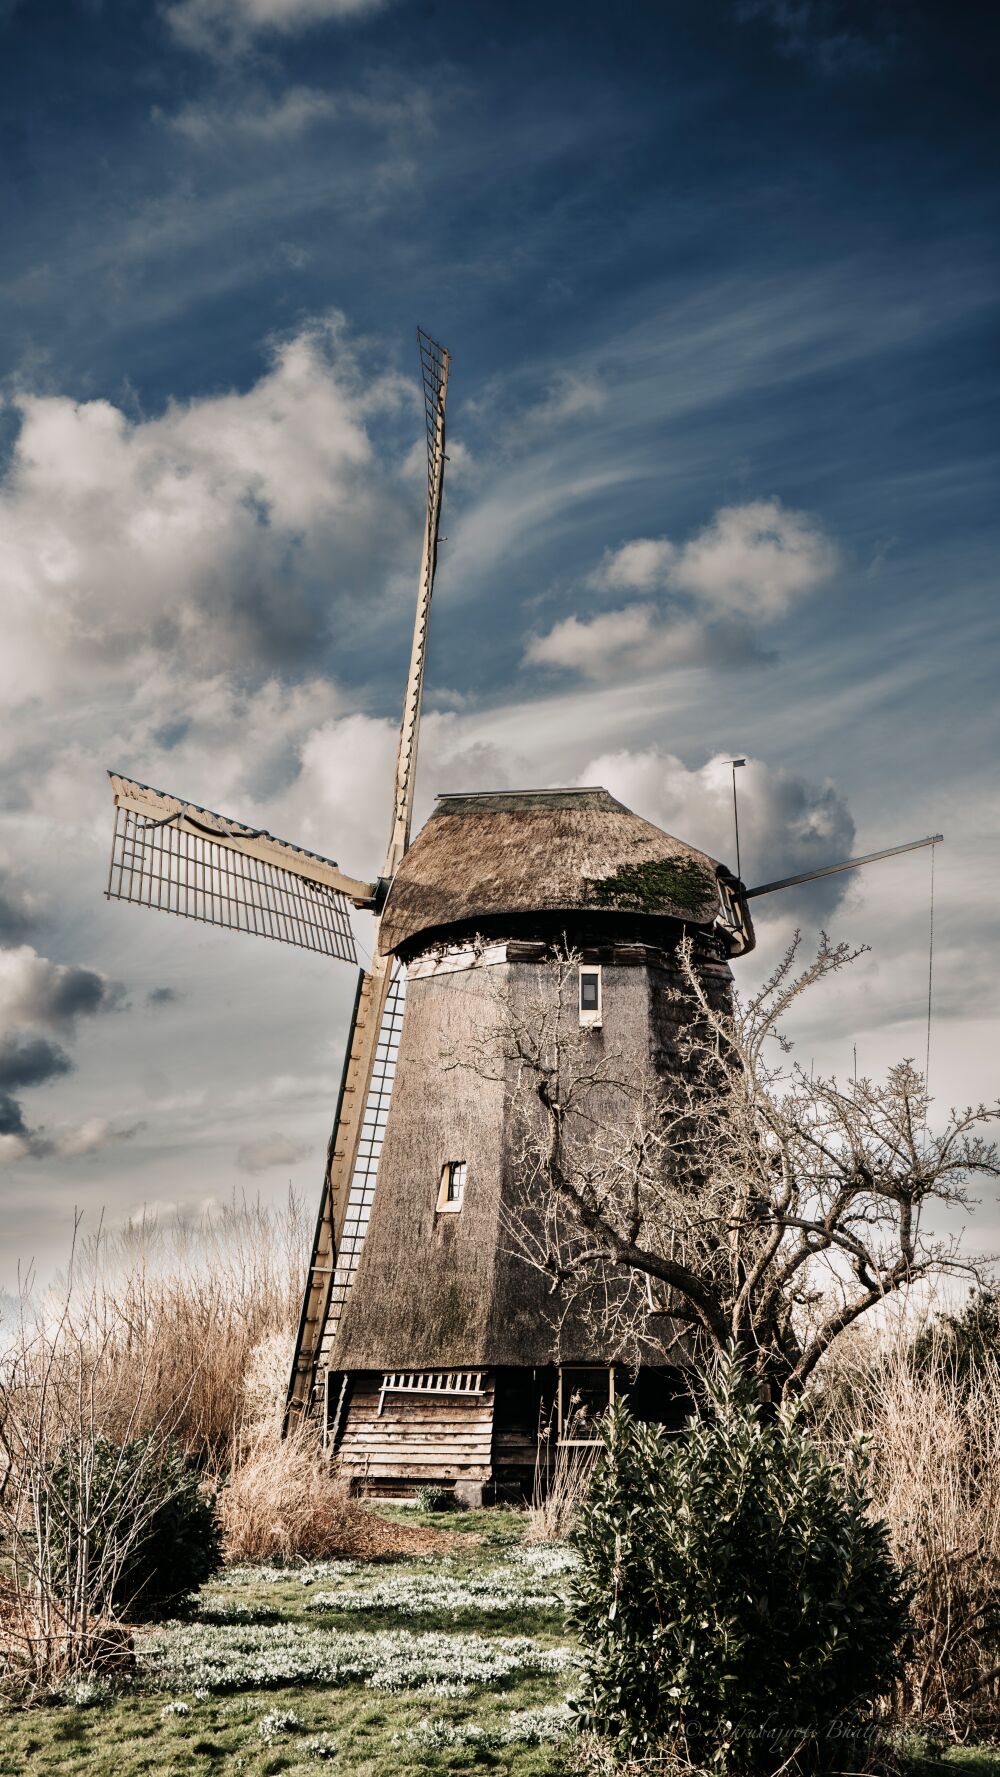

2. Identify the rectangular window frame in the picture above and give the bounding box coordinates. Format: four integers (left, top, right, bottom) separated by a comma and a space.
436, 1159, 467, 1214
557, 1364, 616, 1445
579, 964, 602, 1029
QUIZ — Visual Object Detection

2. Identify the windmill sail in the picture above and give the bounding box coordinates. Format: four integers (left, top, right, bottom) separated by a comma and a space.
286, 330, 451, 1430
105, 773, 373, 961
383, 329, 451, 879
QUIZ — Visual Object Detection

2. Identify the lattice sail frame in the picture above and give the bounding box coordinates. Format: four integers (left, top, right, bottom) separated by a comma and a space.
106, 773, 372, 962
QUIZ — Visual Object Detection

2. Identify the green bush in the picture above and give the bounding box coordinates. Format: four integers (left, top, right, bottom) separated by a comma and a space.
413, 1484, 452, 1513
572, 1360, 910, 1771
47, 1435, 223, 1620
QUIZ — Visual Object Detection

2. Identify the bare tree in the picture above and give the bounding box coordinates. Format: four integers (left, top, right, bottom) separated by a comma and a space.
463, 937, 999, 1401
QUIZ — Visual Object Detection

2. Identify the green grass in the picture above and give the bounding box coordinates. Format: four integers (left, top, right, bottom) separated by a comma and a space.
0, 1510, 576, 1776
5, 1510, 998, 1777
897, 1741, 1000, 1777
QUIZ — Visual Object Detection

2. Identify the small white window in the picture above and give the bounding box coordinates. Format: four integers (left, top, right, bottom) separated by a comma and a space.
437, 1160, 467, 1214
579, 965, 602, 1028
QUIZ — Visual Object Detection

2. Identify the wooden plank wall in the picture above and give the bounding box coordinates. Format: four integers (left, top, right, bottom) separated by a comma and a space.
335, 1372, 496, 1488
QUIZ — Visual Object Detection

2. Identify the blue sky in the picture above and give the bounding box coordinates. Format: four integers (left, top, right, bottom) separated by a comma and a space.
0, 0, 997, 1286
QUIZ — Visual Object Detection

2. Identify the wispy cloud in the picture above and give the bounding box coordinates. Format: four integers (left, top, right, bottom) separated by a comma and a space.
164, 84, 339, 142
160, 74, 432, 146
236, 1131, 311, 1174
165, 0, 389, 57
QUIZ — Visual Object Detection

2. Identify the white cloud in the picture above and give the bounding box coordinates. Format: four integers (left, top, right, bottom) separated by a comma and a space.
669, 498, 838, 620
54, 1118, 143, 1161
165, 0, 386, 54
0, 946, 124, 1035
0, 318, 418, 710
528, 498, 838, 681
525, 371, 607, 432
590, 537, 676, 592
236, 1131, 312, 1174
579, 746, 855, 913
166, 85, 339, 143
526, 605, 712, 681
162, 76, 432, 147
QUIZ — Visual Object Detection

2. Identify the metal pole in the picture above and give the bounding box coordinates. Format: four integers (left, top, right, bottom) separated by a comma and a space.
728, 759, 746, 882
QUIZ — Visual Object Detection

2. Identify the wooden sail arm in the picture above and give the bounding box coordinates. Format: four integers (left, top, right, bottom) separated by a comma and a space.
109, 773, 376, 907
382, 331, 451, 882
746, 833, 944, 900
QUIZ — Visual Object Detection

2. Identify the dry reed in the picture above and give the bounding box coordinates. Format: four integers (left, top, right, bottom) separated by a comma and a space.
40, 1193, 308, 1465
526, 1407, 597, 1541
821, 1333, 1000, 1730
220, 1423, 366, 1563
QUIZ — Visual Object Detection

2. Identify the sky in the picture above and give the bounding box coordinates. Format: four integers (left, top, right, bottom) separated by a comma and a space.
0, 0, 998, 1292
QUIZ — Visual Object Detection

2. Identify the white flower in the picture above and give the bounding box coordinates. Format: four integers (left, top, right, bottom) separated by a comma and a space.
258, 1708, 301, 1741
138, 1621, 577, 1695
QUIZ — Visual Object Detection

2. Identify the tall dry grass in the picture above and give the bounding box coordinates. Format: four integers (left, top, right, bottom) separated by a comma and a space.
527, 1406, 597, 1541
40, 1193, 308, 1465
217, 1329, 369, 1563
821, 1333, 1000, 1730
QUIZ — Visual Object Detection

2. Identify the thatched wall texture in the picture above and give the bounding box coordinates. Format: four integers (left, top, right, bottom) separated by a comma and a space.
378, 787, 727, 958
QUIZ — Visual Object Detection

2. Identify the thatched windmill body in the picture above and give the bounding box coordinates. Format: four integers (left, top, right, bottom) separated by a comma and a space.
104, 332, 941, 1501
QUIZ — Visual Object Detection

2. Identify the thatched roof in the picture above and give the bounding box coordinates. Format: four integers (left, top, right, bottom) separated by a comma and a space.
379, 786, 727, 956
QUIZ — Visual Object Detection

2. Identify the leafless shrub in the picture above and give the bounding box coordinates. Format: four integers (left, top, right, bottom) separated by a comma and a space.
0, 1255, 188, 1691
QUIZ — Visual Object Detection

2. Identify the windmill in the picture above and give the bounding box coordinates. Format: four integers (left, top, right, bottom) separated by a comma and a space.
104, 329, 942, 1501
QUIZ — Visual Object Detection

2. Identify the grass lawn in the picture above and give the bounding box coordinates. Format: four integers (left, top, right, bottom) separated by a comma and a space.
4, 1507, 999, 1777
0, 1508, 578, 1776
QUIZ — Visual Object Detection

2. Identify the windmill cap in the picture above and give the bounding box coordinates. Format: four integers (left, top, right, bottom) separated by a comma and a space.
379, 785, 741, 956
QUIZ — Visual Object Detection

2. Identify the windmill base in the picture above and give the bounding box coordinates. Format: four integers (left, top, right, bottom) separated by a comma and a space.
327, 1365, 688, 1501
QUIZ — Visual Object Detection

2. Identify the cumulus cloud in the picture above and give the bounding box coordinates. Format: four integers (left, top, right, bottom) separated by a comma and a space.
580, 746, 855, 915
165, 0, 387, 54
590, 537, 676, 593
237, 1131, 312, 1174
529, 498, 838, 682
282, 708, 532, 881
0, 947, 124, 1035
668, 500, 839, 620
0, 318, 417, 710
0, 947, 128, 1163
147, 987, 180, 1008
0, 1031, 73, 1092
526, 606, 749, 681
